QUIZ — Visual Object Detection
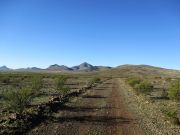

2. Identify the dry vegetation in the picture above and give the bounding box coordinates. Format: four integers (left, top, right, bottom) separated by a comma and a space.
0, 73, 104, 134
126, 76, 180, 125
100, 65, 180, 134
0, 65, 180, 134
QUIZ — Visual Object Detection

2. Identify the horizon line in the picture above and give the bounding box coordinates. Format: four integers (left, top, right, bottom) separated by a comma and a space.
0, 63, 179, 71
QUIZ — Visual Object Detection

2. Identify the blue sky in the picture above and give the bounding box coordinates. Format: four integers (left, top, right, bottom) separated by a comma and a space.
0, 0, 180, 69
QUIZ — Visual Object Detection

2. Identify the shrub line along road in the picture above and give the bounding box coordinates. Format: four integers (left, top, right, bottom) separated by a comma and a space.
28, 79, 144, 135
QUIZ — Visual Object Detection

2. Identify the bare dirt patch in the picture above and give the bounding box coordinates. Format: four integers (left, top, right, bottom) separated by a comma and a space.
27, 79, 144, 135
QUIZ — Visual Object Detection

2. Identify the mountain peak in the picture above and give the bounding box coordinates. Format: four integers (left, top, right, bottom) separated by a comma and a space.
79, 62, 93, 67
50, 64, 60, 67
0, 66, 10, 71
47, 64, 71, 71
80, 62, 90, 65
72, 62, 95, 71
1, 65, 8, 68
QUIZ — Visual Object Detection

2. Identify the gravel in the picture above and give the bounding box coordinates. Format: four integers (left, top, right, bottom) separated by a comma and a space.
118, 79, 180, 135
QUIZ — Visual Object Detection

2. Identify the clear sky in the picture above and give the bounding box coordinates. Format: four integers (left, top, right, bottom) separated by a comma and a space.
0, 0, 180, 69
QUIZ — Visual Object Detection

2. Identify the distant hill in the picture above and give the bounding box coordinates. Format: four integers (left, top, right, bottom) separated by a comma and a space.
71, 62, 112, 71
99, 64, 180, 78
1, 64, 180, 78
95, 66, 112, 71
47, 64, 72, 71
16, 67, 43, 71
46, 62, 112, 72
72, 62, 96, 71
0, 66, 11, 71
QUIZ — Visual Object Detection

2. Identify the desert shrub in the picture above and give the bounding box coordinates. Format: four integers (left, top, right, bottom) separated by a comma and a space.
161, 88, 169, 99
127, 77, 142, 87
3, 88, 35, 115
56, 76, 67, 90
134, 81, 154, 94
87, 77, 101, 87
166, 109, 177, 118
30, 76, 43, 96
0, 75, 10, 84
11, 78, 22, 88
61, 87, 70, 96
168, 80, 180, 101
154, 76, 162, 79
91, 77, 101, 83
163, 109, 180, 124
56, 76, 70, 96
165, 77, 172, 82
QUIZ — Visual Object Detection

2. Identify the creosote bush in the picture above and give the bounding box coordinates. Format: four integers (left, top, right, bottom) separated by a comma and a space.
30, 76, 43, 96
3, 88, 34, 115
134, 81, 154, 95
127, 77, 142, 87
127, 77, 153, 95
56, 76, 70, 96
92, 77, 101, 83
162, 109, 180, 125
168, 79, 180, 101
88, 77, 101, 86
0, 75, 11, 84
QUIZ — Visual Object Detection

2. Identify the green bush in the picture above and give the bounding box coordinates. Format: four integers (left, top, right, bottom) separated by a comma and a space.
168, 80, 180, 101
166, 109, 179, 124
30, 76, 43, 96
56, 76, 70, 96
161, 88, 168, 99
86, 77, 101, 87
166, 109, 177, 118
0, 75, 10, 84
61, 87, 70, 96
91, 77, 101, 83
3, 88, 34, 115
134, 81, 154, 94
56, 76, 67, 90
127, 77, 142, 87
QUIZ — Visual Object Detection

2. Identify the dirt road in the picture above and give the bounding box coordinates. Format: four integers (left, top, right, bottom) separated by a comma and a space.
28, 79, 144, 135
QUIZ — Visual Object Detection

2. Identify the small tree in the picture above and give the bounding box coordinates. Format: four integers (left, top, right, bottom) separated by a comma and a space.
168, 80, 180, 101
3, 88, 34, 115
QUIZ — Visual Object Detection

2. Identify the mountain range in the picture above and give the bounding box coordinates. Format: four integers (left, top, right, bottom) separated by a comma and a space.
1, 63, 180, 77
0, 62, 112, 72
